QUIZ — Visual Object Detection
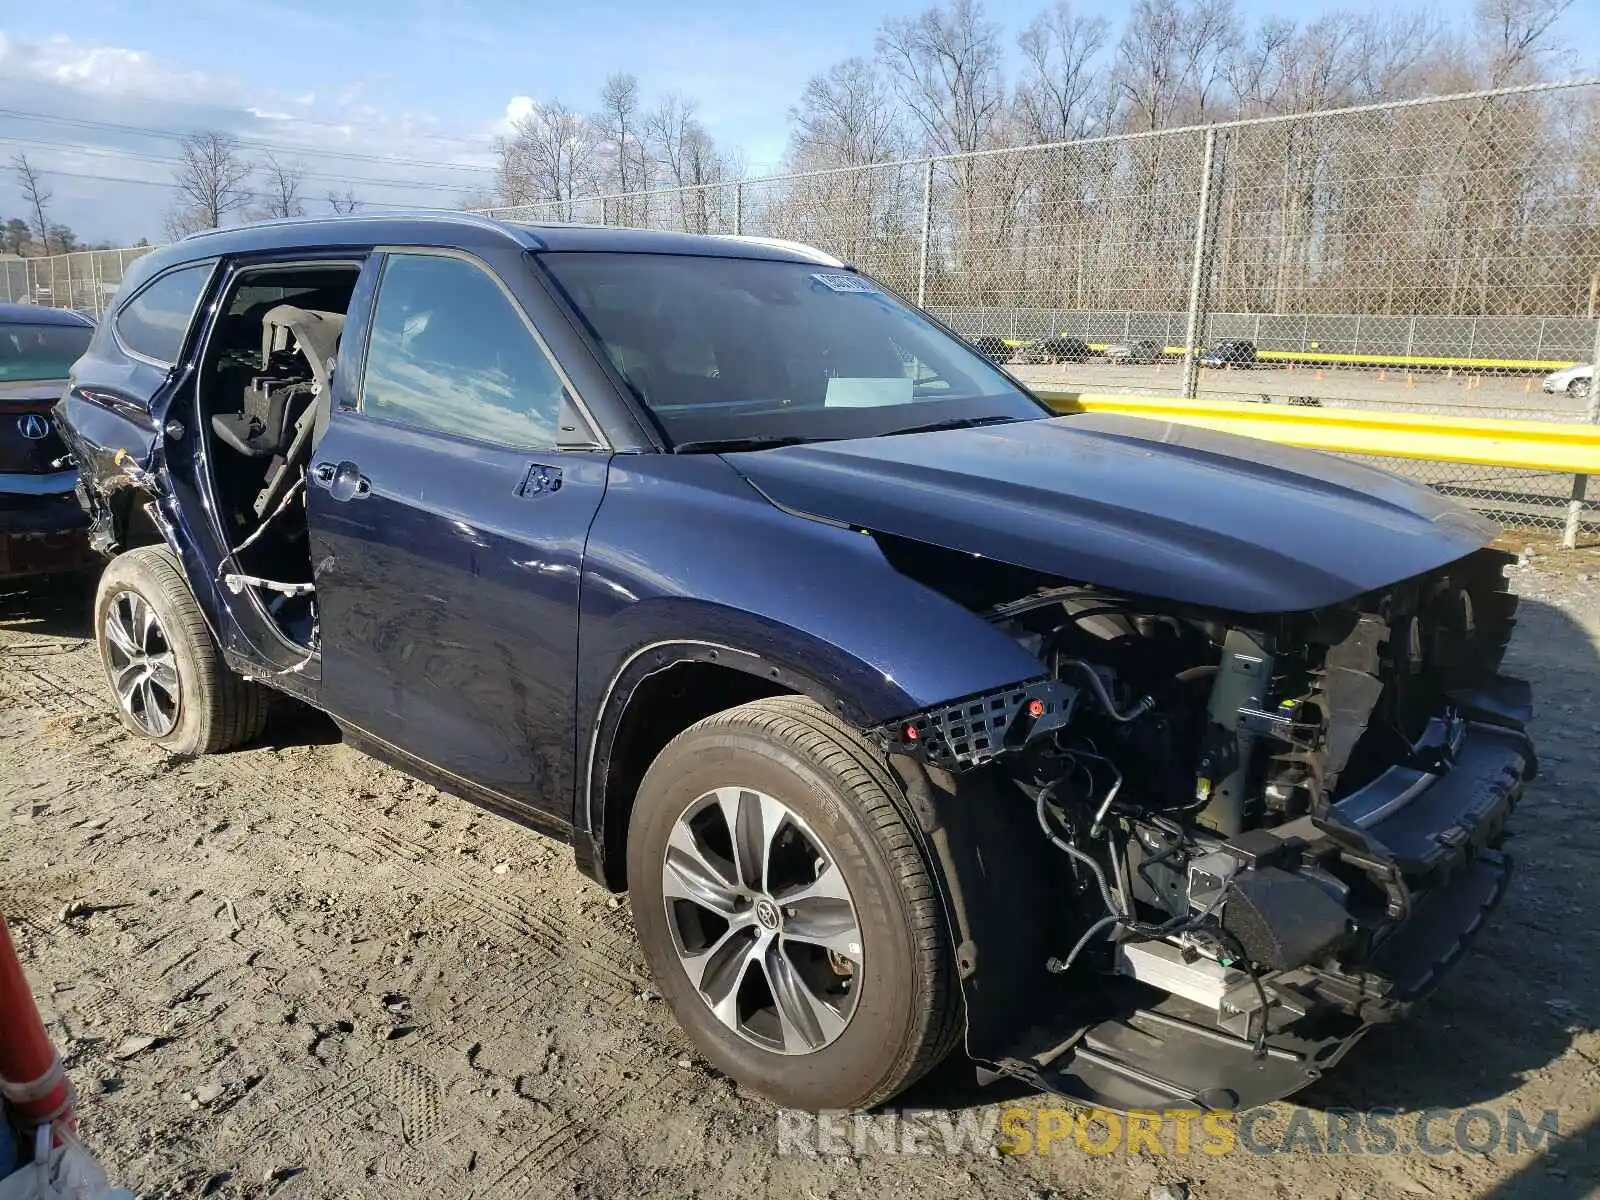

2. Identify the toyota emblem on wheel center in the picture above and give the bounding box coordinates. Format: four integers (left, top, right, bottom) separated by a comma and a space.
16, 413, 51, 440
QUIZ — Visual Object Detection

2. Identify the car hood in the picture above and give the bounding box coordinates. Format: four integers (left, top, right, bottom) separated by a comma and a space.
724, 414, 1497, 613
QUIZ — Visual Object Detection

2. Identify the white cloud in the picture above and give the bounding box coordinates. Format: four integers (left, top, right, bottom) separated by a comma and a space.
0, 30, 240, 105
503, 95, 536, 131
0, 29, 501, 243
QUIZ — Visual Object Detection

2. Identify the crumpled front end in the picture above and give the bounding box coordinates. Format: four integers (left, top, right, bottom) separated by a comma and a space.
875, 545, 1534, 1111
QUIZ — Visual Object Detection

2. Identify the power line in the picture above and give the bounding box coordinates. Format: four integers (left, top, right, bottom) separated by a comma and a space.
5, 164, 418, 213
0, 84, 503, 150
0, 133, 489, 195
0, 106, 499, 174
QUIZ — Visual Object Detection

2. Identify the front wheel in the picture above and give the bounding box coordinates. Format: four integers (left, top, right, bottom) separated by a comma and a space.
627, 696, 961, 1110
93, 546, 270, 755
1571, 377, 1592, 402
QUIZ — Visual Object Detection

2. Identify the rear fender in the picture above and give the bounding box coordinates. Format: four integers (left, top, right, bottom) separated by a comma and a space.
54, 385, 167, 555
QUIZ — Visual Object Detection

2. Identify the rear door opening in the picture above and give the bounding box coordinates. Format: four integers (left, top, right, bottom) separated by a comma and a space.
196, 261, 363, 651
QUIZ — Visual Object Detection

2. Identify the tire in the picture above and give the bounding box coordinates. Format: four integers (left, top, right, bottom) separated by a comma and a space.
93, 546, 269, 756
627, 696, 962, 1110
1571, 378, 1592, 402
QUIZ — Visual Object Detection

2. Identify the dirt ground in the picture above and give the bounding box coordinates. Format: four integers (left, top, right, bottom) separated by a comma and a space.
3, 543, 1599, 1200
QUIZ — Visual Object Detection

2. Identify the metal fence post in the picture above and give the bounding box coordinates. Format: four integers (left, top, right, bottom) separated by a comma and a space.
63, 254, 73, 313
1562, 318, 1600, 549
1180, 128, 1218, 400
734, 183, 744, 236
916, 159, 934, 309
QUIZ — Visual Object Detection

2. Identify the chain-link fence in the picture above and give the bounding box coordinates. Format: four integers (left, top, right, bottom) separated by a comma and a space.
0, 245, 158, 316
8, 80, 1599, 534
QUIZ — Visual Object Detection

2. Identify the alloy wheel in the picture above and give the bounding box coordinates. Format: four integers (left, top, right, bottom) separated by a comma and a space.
103, 590, 180, 737
662, 786, 863, 1054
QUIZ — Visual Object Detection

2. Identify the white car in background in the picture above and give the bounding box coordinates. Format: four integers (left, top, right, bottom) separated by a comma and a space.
1542, 361, 1593, 400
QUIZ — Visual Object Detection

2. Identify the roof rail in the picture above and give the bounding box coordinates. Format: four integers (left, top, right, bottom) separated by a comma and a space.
713, 235, 843, 267
180, 208, 516, 242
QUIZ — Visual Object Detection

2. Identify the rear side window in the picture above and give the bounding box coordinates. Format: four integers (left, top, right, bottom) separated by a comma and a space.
360, 253, 565, 449
115, 264, 210, 364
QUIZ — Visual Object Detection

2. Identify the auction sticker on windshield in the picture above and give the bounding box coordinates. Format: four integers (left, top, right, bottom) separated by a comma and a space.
811, 272, 880, 293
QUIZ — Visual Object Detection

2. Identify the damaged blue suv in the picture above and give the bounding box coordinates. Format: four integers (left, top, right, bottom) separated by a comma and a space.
56, 214, 1534, 1113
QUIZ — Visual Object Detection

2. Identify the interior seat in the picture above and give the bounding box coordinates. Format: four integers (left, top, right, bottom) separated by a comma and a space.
210, 307, 344, 462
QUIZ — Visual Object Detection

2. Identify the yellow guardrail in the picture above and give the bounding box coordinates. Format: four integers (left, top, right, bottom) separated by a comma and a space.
1252, 350, 1577, 371
1003, 337, 1581, 372
1033, 391, 1600, 474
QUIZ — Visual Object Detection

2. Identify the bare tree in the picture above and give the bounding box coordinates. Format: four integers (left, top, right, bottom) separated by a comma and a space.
1228, 13, 1373, 116
1016, 4, 1114, 142
780, 59, 919, 273
495, 100, 601, 210
257, 154, 308, 219
166, 131, 254, 236
11, 154, 54, 254
789, 58, 907, 167
1114, 0, 1184, 131
1176, 0, 1239, 120
596, 72, 648, 199
1352, 9, 1447, 98
877, 0, 1007, 157
326, 187, 361, 215
1113, 0, 1238, 129
1475, 0, 1574, 85
647, 93, 733, 232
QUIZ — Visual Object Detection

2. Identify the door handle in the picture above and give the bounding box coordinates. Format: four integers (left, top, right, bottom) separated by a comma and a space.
311, 460, 371, 502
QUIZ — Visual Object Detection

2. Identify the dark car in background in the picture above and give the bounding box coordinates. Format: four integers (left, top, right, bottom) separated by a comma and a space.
1198, 338, 1257, 368
1020, 335, 1090, 365
55, 215, 1533, 1115
0, 303, 97, 579
968, 333, 1011, 363
1104, 337, 1163, 365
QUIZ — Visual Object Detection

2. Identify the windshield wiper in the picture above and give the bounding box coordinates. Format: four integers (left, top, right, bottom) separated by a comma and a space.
885, 415, 1024, 437
671, 435, 823, 455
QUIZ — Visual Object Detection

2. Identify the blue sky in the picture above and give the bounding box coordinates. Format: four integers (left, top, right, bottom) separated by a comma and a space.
2, 0, 1596, 244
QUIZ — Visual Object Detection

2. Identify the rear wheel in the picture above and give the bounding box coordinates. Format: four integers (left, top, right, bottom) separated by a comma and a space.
1571, 377, 1592, 402
627, 696, 961, 1110
94, 546, 269, 755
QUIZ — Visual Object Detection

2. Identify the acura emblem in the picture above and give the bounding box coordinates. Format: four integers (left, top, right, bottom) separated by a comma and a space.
17, 413, 51, 440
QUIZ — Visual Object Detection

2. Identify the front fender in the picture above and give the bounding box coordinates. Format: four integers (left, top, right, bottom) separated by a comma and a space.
575, 453, 1046, 869
578, 454, 1041, 714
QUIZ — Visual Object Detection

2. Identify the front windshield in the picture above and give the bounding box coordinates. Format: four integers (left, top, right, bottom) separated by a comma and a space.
538, 252, 1046, 447
0, 321, 92, 383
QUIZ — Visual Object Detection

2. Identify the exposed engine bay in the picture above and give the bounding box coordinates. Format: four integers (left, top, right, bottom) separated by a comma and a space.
876, 547, 1532, 1107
